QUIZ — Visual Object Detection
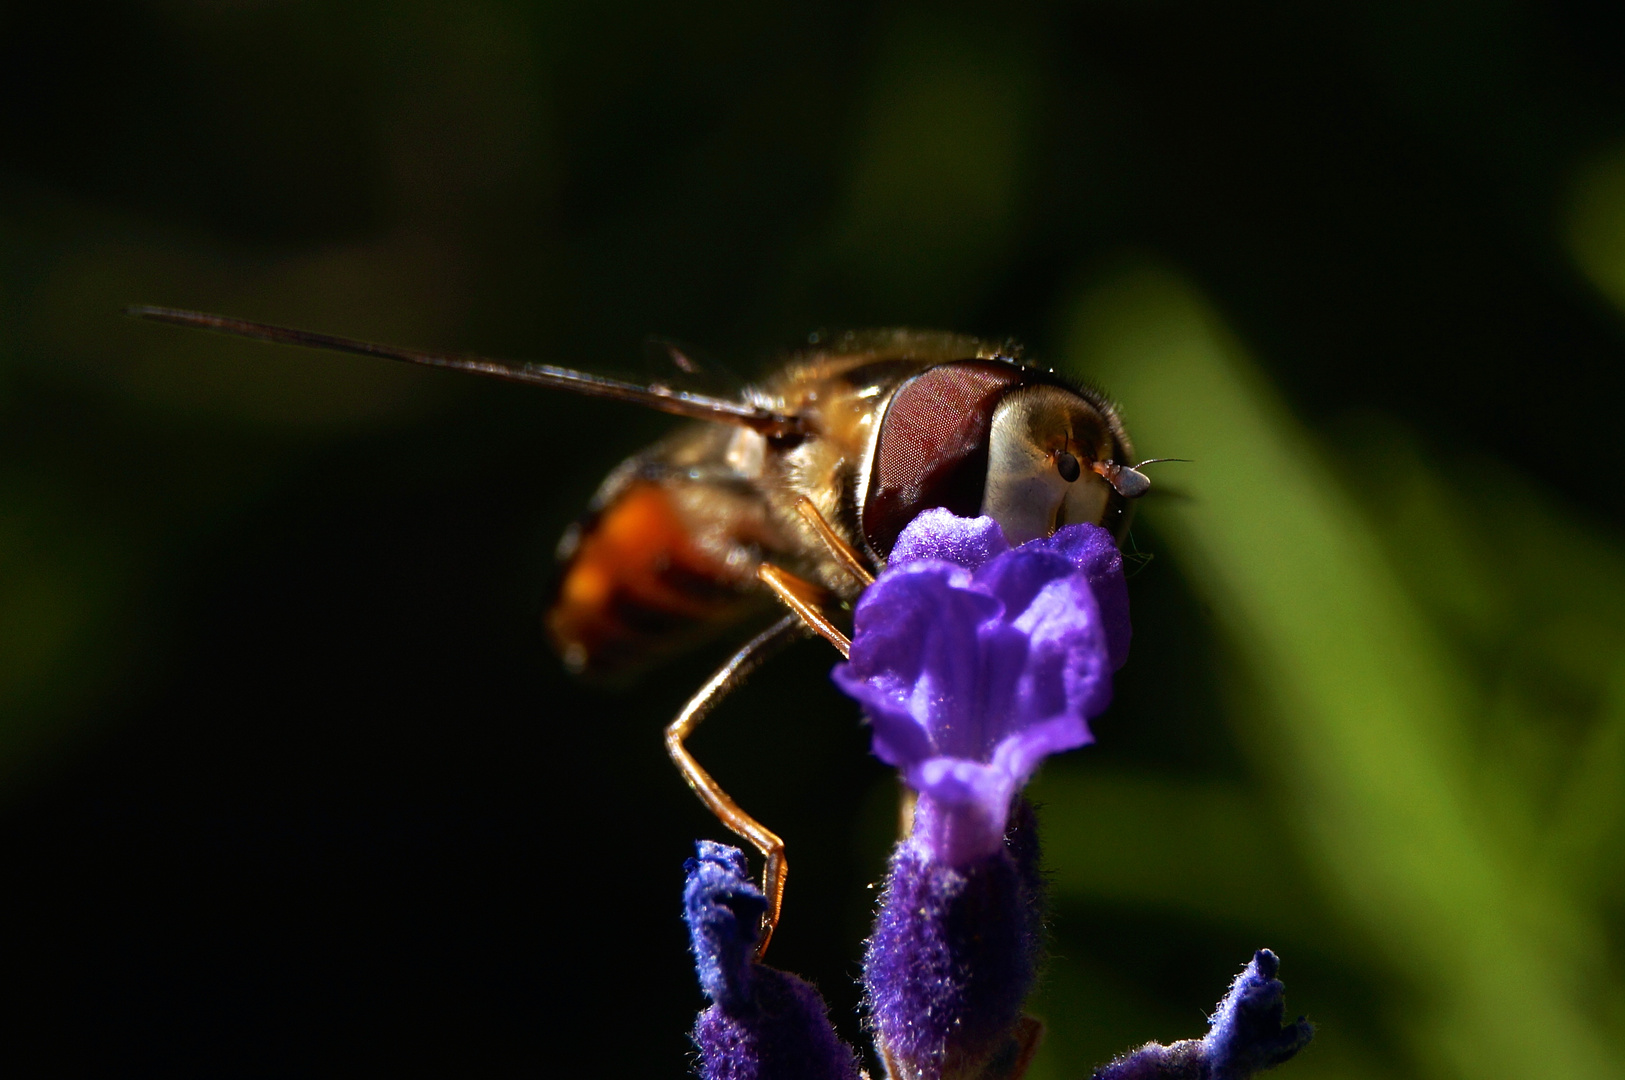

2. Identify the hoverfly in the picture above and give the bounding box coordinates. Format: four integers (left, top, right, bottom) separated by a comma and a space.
127, 309, 1160, 952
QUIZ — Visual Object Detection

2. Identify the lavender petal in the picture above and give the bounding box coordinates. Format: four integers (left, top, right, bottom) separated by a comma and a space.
890, 508, 1012, 569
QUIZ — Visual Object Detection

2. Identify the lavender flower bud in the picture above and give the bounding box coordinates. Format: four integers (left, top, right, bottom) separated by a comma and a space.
1092, 950, 1313, 1080
683, 842, 862, 1080
862, 800, 1046, 1080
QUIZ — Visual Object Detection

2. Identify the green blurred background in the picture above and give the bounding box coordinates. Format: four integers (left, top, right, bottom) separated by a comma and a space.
4, 1, 1625, 1075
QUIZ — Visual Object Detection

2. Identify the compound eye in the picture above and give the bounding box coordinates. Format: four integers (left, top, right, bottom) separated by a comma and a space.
1055, 450, 1081, 483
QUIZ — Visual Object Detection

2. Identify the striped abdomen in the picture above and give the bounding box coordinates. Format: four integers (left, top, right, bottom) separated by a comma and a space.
546, 470, 773, 678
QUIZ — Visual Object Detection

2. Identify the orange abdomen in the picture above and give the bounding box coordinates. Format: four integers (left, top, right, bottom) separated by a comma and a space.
546, 481, 759, 677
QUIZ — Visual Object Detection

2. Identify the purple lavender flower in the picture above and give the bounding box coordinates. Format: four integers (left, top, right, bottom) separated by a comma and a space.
833, 511, 1130, 867
838, 511, 1132, 1080
683, 842, 862, 1080
1092, 949, 1314, 1080
683, 508, 1311, 1080
888, 508, 1130, 669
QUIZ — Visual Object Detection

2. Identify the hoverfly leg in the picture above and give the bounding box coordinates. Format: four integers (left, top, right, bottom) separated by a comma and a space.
756, 564, 851, 658
664, 613, 807, 959
668, 562, 846, 955
794, 496, 875, 587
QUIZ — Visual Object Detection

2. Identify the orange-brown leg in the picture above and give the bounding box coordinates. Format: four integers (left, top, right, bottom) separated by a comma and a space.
794, 496, 875, 588
665, 563, 852, 957
664, 613, 805, 958
756, 563, 851, 658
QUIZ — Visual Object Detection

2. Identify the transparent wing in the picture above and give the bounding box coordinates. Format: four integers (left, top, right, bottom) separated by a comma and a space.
126, 306, 806, 438
638, 334, 755, 402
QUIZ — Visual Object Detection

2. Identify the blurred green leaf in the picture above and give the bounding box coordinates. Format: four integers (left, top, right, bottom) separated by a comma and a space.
1032, 766, 1321, 942
1566, 140, 1625, 317
1334, 420, 1625, 890
1057, 260, 1621, 1078
1546, 662, 1625, 901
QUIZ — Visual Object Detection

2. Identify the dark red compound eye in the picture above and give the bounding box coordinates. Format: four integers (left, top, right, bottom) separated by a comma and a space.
861, 361, 1023, 558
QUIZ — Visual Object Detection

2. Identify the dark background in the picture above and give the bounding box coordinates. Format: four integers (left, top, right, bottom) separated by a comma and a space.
3, 1, 1625, 1076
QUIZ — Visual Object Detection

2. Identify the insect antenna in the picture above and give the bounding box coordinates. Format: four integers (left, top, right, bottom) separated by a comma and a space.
1092, 456, 1192, 499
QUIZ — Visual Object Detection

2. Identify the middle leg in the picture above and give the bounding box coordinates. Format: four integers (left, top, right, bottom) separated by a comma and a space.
664, 613, 806, 957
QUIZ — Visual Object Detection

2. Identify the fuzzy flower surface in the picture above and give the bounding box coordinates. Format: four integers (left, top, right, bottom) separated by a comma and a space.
683, 842, 862, 1080
1092, 949, 1314, 1080
864, 800, 1047, 1080
832, 510, 1130, 866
